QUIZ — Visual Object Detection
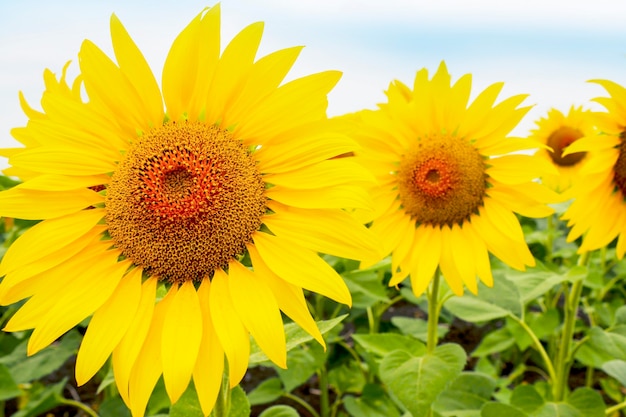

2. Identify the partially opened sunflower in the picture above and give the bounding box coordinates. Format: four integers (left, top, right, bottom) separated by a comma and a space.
562, 79, 626, 255
0, 5, 378, 416
530, 106, 595, 193
349, 62, 558, 296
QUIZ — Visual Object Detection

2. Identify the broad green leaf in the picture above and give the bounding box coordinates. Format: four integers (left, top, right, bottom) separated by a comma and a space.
259, 405, 300, 417
379, 344, 466, 417
433, 372, 497, 416
229, 385, 251, 417
248, 377, 284, 406
564, 387, 605, 417
249, 315, 347, 364
170, 382, 204, 417
391, 317, 449, 343
146, 378, 170, 416
614, 305, 626, 326
342, 269, 389, 308
275, 348, 318, 392
343, 384, 401, 417
13, 378, 67, 417
0, 363, 21, 401
4, 330, 81, 384
481, 403, 528, 417
352, 333, 425, 357
510, 385, 544, 413
602, 359, 626, 387
472, 327, 515, 357
575, 326, 626, 368
328, 360, 366, 394
505, 267, 565, 305
444, 275, 522, 322
99, 396, 132, 417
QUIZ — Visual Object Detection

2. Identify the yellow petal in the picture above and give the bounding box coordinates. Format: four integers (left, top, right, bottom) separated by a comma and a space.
110, 14, 164, 128
438, 225, 467, 296
253, 232, 351, 306
9, 146, 117, 176
247, 244, 324, 347
409, 225, 441, 297
193, 278, 224, 417
113, 277, 157, 406
266, 184, 371, 210
75, 267, 143, 386
28, 257, 131, 356
0, 208, 104, 277
16, 174, 109, 191
128, 284, 176, 417
205, 21, 264, 124
264, 201, 380, 261
487, 154, 557, 185
0, 187, 103, 220
228, 260, 286, 368
209, 269, 250, 387
162, 281, 203, 404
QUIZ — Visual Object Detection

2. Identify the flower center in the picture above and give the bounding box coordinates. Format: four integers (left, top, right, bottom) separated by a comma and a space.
397, 134, 487, 226
105, 121, 266, 283
613, 133, 626, 197
546, 126, 586, 167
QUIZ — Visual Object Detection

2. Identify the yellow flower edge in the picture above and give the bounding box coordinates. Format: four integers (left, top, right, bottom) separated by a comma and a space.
0, 6, 380, 417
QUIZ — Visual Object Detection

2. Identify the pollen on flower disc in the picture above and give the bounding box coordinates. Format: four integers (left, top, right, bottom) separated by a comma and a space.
546, 126, 586, 166
613, 134, 626, 197
397, 134, 487, 226
105, 121, 266, 282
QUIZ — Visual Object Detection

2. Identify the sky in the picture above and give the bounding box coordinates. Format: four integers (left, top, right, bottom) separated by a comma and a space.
1, 0, 626, 169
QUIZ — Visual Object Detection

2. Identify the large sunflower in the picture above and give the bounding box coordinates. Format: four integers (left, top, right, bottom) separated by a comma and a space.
562, 80, 626, 256
0, 6, 378, 416
350, 62, 557, 296
530, 106, 595, 192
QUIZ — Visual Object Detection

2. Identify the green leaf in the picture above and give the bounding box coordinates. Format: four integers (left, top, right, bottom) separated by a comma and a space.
379, 344, 466, 417
564, 387, 605, 417
0, 363, 21, 401
391, 317, 449, 343
510, 385, 544, 413
352, 333, 425, 358
328, 360, 366, 394
342, 269, 389, 309
472, 327, 516, 357
575, 326, 626, 368
444, 276, 522, 322
506, 267, 565, 305
248, 377, 284, 406
259, 405, 300, 417
481, 403, 528, 417
13, 378, 67, 417
275, 348, 318, 392
249, 315, 347, 364
3, 330, 81, 384
99, 396, 132, 417
602, 359, 626, 387
229, 385, 251, 417
433, 372, 497, 416
343, 384, 401, 417
170, 382, 204, 417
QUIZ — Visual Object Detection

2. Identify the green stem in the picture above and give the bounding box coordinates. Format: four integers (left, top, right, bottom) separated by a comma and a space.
553, 251, 590, 402
426, 269, 441, 354
508, 314, 557, 383
606, 400, 626, 415
366, 307, 377, 334
212, 364, 231, 417
318, 365, 330, 417
282, 393, 322, 417
546, 214, 555, 263
58, 399, 99, 417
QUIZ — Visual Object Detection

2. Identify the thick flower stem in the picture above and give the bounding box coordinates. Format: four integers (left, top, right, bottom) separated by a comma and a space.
426, 269, 442, 354
212, 366, 231, 417
552, 251, 589, 402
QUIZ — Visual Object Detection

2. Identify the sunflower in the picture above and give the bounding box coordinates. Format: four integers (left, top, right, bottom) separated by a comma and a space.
530, 106, 596, 192
0, 6, 379, 416
561, 79, 626, 256
349, 62, 557, 297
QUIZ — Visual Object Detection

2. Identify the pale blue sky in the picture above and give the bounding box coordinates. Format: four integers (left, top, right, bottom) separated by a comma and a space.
1, 0, 626, 168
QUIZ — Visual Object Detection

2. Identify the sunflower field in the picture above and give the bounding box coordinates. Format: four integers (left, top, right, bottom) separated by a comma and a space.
1, 4, 626, 417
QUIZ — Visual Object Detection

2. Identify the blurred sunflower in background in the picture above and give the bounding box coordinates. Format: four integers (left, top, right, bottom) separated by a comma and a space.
0, 5, 379, 416
348, 62, 558, 297
562, 80, 626, 256
530, 106, 595, 193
